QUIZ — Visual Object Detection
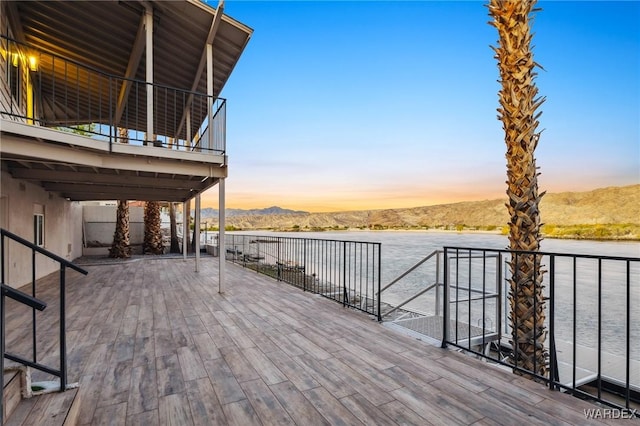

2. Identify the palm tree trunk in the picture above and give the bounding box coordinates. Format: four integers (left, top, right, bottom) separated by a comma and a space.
489, 0, 547, 378
143, 201, 164, 254
109, 127, 132, 258
109, 200, 132, 258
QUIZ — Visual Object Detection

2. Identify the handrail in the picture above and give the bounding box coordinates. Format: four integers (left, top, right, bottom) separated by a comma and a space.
1, 284, 46, 311
1, 228, 88, 424
441, 246, 640, 413
0, 229, 88, 275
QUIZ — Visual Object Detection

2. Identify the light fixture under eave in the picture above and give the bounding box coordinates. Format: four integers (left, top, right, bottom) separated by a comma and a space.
28, 55, 38, 71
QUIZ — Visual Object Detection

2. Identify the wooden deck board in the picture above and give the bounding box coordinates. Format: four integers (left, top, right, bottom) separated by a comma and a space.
3, 256, 619, 425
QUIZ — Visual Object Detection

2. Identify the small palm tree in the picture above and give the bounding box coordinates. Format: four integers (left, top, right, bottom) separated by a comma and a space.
489, 0, 547, 378
109, 128, 132, 258
109, 200, 132, 258
143, 201, 164, 254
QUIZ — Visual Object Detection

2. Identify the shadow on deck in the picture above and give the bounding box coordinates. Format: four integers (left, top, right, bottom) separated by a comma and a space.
3, 256, 618, 425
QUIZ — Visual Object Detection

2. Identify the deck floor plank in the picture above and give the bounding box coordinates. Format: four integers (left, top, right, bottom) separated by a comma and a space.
3, 257, 620, 425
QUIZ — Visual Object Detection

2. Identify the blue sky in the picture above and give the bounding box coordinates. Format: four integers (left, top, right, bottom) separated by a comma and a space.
206, 0, 639, 212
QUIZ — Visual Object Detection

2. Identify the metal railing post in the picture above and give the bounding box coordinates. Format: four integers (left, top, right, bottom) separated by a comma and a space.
441, 248, 449, 348
59, 266, 67, 391
1, 234, 5, 426
32, 248, 37, 363
342, 241, 347, 307
435, 251, 441, 316
303, 239, 307, 292
377, 243, 382, 322
548, 254, 557, 390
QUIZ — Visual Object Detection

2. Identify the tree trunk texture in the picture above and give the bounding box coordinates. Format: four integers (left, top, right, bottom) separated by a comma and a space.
109, 200, 132, 258
169, 202, 180, 253
109, 127, 131, 258
144, 201, 164, 254
489, 0, 547, 378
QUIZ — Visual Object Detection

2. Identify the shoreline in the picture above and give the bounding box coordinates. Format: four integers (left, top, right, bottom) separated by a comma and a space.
235, 227, 640, 242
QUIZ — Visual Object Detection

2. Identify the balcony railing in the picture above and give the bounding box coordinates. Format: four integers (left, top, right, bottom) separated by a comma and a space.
441, 247, 639, 413
225, 234, 383, 320
1, 35, 225, 154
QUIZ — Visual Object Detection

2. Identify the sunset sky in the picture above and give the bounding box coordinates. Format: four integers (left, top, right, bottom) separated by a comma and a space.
204, 0, 639, 212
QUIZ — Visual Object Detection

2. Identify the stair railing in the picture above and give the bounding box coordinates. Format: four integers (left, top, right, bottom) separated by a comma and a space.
1, 228, 88, 424
378, 250, 443, 319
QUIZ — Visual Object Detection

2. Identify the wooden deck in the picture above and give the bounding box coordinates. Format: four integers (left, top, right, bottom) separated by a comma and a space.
3, 256, 618, 425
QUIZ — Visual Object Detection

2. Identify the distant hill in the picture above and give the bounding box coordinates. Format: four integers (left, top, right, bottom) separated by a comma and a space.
201, 206, 307, 218
206, 185, 640, 239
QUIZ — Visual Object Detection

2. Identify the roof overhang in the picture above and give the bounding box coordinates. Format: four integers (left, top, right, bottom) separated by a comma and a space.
8, 0, 253, 98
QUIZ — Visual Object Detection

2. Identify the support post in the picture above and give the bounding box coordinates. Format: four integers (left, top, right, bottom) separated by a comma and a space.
182, 201, 188, 260
195, 195, 201, 272
219, 179, 226, 293
206, 42, 214, 152
145, 5, 154, 146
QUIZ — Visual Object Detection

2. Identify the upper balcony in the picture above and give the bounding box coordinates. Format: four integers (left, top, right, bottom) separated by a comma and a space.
0, 1, 252, 202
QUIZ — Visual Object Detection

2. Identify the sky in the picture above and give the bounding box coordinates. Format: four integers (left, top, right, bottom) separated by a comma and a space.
204, 0, 639, 212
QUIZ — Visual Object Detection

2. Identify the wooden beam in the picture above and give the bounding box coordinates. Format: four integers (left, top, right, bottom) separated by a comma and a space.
10, 169, 215, 189
114, 11, 147, 127
175, 0, 225, 140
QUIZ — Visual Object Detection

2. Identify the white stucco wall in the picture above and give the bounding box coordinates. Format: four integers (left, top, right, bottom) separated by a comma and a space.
82, 205, 145, 248
0, 170, 83, 288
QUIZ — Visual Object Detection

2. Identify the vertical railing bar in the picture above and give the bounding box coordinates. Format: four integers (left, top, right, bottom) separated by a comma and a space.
549, 255, 557, 390
1, 234, 5, 426
303, 238, 307, 292
514, 252, 519, 370
572, 256, 577, 391
377, 244, 382, 321
59, 265, 67, 391
482, 250, 486, 352
597, 257, 602, 401
497, 252, 502, 344
625, 260, 630, 409
32, 247, 37, 362
532, 253, 537, 379
455, 248, 460, 343
441, 247, 449, 348
467, 249, 472, 350
436, 251, 441, 317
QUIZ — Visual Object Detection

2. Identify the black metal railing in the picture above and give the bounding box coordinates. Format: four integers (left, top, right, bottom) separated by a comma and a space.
0, 35, 226, 154
441, 246, 639, 414
226, 234, 382, 319
1, 228, 88, 418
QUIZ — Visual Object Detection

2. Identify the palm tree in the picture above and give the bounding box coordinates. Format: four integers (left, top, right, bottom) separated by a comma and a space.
109, 200, 132, 258
143, 201, 164, 254
488, 0, 547, 378
109, 128, 132, 258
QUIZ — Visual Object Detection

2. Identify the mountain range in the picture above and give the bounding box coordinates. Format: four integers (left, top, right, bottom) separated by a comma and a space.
200, 185, 640, 237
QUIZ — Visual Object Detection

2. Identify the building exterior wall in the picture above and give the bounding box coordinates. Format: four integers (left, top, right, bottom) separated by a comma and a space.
1, 3, 30, 124
83, 204, 145, 252
0, 169, 83, 288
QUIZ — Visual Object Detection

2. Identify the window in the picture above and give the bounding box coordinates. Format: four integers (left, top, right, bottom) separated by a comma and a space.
34, 213, 44, 247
